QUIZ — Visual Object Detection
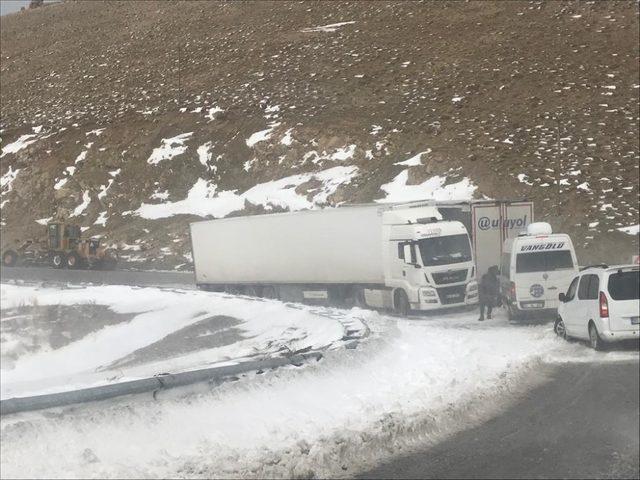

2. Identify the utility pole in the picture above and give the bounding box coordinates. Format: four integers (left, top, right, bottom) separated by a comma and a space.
177, 43, 182, 105
555, 114, 563, 205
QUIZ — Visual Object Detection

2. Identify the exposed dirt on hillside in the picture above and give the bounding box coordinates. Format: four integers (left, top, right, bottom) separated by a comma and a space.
1, 1, 638, 269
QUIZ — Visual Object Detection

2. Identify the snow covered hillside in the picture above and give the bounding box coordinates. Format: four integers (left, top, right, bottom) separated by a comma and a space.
0, 282, 368, 400
1, 1, 638, 269
1, 303, 636, 479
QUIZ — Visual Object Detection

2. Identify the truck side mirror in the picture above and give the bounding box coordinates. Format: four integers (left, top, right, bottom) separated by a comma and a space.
558, 293, 566, 303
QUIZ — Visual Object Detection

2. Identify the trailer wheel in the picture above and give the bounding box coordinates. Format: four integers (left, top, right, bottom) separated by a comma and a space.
51, 252, 66, 269
243, 286, 260, 298
394, 290, 410, 317
66, 252, 81, 269
262, 286, 278, 300
2, 250, 18, 267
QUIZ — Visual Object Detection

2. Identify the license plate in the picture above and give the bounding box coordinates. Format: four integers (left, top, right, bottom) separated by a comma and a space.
632, 317, 639, 325
522, 301, 544, 309
446, 294, 460, 299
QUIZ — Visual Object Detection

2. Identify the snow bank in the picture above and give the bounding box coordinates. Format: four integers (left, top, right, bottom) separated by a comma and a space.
1, 308, 624, 479
0, 133, 39, 158
0, 166, 20, 193
70, 190, 91, 217
617, 224, 639, 235
135, 166, 359, 220
301, 21, 356, 33
147, 132, 193, 165
0, 283, 361, 400
377, 170, 477, 203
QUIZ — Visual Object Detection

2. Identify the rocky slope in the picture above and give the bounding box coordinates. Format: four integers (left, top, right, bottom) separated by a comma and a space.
1, 0, 638, 269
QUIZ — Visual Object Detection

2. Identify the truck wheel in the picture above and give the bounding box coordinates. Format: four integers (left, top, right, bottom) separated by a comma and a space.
2, 250, 18, 267
51, 252, 66, 269
394, 290, 410, 317
66, 252, 81, 269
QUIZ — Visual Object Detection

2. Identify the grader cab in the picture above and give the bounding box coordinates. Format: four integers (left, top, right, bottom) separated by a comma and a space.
2, 222, 117, 270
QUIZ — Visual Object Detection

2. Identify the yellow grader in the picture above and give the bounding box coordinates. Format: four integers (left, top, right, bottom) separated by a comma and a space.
2, 222, 117, 270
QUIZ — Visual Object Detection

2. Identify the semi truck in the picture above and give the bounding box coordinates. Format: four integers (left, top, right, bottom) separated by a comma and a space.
190, 200, 533, 314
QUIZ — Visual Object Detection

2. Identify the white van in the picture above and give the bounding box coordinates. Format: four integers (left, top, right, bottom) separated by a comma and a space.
500, 223, 578, 320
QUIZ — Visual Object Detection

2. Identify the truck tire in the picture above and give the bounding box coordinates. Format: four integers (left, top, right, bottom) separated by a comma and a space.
51, 252, 66, 269
344, 287, 366, 308
394, 290, 410, 317
66, 252, 81, 269
2, 250, 18, 267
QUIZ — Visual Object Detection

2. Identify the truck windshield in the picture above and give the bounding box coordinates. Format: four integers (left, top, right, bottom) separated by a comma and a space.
516, 250, 574, 273
607, 271, 639, 300
418, 234, 472, 267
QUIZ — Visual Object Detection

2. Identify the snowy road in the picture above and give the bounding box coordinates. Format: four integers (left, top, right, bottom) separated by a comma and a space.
2, 293, 637, 478
362, 360, 640, 479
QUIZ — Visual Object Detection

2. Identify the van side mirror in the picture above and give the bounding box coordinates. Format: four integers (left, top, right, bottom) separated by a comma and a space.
558, 293, 566, 303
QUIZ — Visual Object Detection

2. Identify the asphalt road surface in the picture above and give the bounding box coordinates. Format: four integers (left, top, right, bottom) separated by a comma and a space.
0, 266, 194, 288
361, 360, 640, 479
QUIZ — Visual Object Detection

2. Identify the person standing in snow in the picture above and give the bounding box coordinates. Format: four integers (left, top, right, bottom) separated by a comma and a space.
478, 265, 500, 321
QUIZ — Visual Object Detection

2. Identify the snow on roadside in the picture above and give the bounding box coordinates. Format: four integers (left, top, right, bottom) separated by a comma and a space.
377, 170, 477, 203
0, 283, 361, 400
135, 166, 359, 220
1, 308, 623, 479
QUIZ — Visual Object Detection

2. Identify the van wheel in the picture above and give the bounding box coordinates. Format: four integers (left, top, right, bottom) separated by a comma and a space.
394, 290, 410, 317
507, 303, 519, 322
589, 323, 605, 351
554, 317, 567, 339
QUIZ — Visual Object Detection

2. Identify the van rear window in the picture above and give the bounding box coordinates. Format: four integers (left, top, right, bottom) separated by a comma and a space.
516, 251, 574, 273
607, 271, 640, 300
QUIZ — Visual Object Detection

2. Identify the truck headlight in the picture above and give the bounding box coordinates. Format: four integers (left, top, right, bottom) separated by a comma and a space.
467, 281, 478, 292
420, 288, 437, 298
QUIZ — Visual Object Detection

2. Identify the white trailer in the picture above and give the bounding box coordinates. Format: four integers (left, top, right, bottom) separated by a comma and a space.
435, 200, 534, 277
189, 199, 534, 313
190, 203, 479, 313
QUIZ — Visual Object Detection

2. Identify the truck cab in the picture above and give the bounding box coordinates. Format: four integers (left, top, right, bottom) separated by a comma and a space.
382, 207, 478, 312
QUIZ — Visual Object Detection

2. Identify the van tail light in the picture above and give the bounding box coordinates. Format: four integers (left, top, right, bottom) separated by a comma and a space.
599, 291, 609, 318
509, 282, 516, 299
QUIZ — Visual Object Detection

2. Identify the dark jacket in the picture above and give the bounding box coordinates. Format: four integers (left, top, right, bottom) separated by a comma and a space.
479, 271, 500, 304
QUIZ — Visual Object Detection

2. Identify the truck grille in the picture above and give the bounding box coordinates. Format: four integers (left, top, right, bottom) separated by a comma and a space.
436, 285, 467, 305
432, 269, 468, 285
